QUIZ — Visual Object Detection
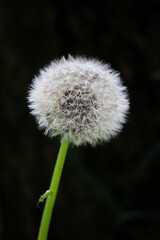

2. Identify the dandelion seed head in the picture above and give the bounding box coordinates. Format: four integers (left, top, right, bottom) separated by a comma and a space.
28, 55, 129, 146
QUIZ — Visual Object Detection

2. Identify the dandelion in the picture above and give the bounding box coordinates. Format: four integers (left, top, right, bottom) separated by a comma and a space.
28, 55, 129, 146
28, 55, 129, 240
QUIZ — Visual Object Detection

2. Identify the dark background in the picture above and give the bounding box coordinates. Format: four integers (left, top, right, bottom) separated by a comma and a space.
1, 0, 160, 239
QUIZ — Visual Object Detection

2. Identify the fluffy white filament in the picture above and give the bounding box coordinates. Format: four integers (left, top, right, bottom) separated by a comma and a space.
28, 56, 129, 146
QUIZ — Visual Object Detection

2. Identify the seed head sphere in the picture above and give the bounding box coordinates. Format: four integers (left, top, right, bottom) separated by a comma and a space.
28, 56, 129, 146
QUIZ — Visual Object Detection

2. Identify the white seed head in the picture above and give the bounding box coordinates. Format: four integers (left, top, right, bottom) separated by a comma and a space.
28, 55, 129, 146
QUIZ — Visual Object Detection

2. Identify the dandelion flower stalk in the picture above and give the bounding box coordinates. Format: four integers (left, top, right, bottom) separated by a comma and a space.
28, 55, 129, 240
38, 138, 69, 240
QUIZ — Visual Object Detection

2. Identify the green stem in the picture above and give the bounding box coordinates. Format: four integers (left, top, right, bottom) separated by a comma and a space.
38, 139, 69, 240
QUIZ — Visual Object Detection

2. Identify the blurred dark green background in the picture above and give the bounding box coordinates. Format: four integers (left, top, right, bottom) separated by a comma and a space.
1, 0, 160, 239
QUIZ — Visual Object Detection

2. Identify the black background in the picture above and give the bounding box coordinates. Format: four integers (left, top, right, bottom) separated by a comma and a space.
1, 0, 160, 240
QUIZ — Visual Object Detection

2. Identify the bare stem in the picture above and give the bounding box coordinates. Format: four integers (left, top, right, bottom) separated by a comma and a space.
38, 139, 69, 240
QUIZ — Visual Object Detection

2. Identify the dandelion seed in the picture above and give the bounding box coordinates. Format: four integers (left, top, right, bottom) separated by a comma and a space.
28, 55, 129, 146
